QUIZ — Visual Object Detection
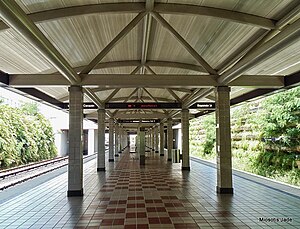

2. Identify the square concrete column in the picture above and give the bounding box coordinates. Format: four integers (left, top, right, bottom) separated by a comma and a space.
215, 86, 233, 194
97, 109, 105, 171
139, 128, 145, 165
67, 85, 83, 197
145, 132, 148, 147
119, 128, 122, 152
109, 118, 114, 162
114, 123, 119, 157
125, 131, 128, 148
118, 125, 121, 153
125, 131, 127, 148
94, 129, 98, 154
149, 129, 151, 150
119, 128, 123, 152
151, 127, 155, 151
159, 122, 164, 156
123, 130, 126, 149
167, 118, 173, 162
148, 131, 152, 151
148, 129, 151, 148
122, 128, 125, 151
122, 130, 125, 150
136, 126, 140, 154
155, 126, 159, 153
181, 109, 190, 170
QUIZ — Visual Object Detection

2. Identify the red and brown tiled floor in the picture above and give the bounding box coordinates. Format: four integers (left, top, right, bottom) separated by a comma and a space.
0, 149, 299, 228
84, 152, 202, 228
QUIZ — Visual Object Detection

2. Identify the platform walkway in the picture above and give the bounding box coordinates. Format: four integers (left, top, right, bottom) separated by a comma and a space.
0, 150, 299, 228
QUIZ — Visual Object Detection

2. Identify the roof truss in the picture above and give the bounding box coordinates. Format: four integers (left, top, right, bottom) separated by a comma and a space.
0, 1, 299, 123
9, 74, 284, 88
0, 3, 276, 31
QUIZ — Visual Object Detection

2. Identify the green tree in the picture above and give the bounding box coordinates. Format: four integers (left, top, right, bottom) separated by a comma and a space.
202, 114, 216, 155
189, 86, 300, 186
0, 103, 57, 168
259, 87, 300, 150
21, 102, 39, 116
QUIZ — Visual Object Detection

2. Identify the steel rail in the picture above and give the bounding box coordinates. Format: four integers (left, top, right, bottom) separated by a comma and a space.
0, 152, 103, 190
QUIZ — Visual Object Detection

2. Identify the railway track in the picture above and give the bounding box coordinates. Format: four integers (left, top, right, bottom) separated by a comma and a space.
0, 153, 96, 191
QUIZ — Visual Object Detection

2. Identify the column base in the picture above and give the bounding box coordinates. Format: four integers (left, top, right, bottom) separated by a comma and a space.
216, 186, 234, 194
160, 154, 164, 156
182, 167, 190, 171
97, 168, 105, 171
167, 159, 172, 161
108, 159, 114, 162
67, 189, 83, 197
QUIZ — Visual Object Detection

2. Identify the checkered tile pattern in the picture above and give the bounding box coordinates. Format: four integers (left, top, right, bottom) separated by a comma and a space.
76, 152, 200, 228
0, 149, 299, 229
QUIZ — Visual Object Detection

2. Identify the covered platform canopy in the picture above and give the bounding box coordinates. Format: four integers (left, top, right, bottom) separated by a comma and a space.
0, 0, 299, 128
1, 0, 300, 196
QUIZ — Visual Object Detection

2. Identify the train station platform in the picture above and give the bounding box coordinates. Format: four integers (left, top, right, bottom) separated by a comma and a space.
0, 150, 299, 229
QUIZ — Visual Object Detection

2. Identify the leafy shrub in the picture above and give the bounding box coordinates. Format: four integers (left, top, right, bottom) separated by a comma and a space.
190, 86, 300, 186
202, 115, 216, 155
259, 87, 300, 150
0, 102, 57, 168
